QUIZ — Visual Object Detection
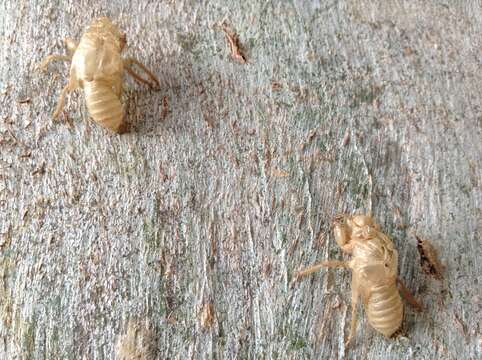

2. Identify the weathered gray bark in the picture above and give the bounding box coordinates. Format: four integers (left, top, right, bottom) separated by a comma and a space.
0, 1, 480, 359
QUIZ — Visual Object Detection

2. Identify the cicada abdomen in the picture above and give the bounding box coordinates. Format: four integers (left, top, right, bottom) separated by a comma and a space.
84, 80, 127, 133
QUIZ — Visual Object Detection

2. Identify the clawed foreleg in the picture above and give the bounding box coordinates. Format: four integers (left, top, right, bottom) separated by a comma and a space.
292, 260, 349, 284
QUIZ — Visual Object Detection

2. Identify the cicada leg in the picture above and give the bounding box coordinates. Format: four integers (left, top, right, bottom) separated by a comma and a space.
292, 260, 349, 284
52, 78, 77, 119
123, 57, 160, 89
346, 286, 360, 346
38, 55, 71, 71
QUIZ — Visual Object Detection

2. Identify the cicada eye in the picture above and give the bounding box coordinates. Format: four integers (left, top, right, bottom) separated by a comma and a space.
120, 33, 127, 51
333, 213, 347, 227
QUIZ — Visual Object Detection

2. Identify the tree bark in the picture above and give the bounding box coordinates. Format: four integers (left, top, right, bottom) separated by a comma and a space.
0, 1, 480, 359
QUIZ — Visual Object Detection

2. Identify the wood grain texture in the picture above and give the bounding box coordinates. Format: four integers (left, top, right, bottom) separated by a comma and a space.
0, 1, 481, 359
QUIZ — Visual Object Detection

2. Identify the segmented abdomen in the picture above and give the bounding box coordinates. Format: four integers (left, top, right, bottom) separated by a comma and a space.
84, 80, 126, 133
366, 282, 403, 337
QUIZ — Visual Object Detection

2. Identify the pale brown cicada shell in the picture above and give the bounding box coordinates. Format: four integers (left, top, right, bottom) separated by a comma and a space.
294, 214, 407, 345
40, 17, 160, 133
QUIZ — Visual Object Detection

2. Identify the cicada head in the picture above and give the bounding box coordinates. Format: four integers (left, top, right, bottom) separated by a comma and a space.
88, 17, 125, 52
349, 214, 380, 240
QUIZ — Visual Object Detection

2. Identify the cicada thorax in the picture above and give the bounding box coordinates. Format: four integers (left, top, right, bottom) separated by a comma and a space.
351, 232, 403, 337
72, 18, 124, 82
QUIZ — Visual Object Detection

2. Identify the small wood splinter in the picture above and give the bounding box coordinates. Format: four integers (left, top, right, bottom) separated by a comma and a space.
219, 21, 247, 64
